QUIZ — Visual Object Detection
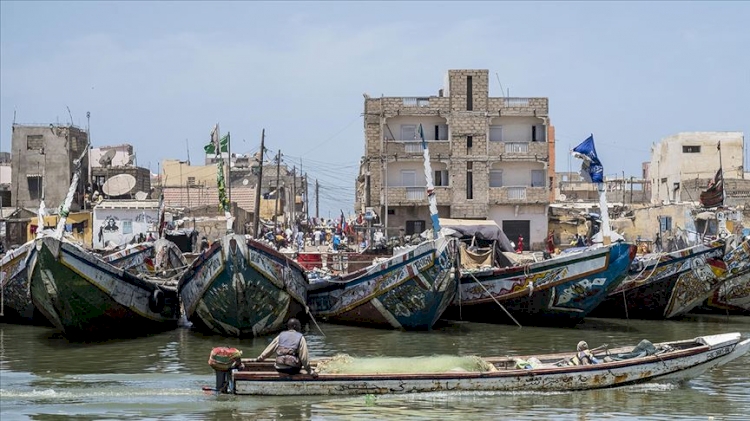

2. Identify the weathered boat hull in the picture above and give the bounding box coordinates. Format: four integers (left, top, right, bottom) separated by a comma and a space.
444, 242, 634, 326
0, 242, 45, 323
700, 270, 750, 314
307, 237, 458, 330
232, 333, 749, 395
591, 241, 727, 319
178, 234, 308, 337
28, 236, 181, 339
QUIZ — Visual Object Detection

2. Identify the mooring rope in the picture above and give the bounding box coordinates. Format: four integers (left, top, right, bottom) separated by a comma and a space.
468, 272, 522, 328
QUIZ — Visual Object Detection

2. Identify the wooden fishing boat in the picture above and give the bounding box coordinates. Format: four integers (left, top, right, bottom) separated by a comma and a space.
698, 238, 750, 315
0, 241, 40, 323
590, 238, 730, 319
444, 241, 635, 326
701, 270, 750, 314
306, 235, 458, 330
28, 235, 186, 339
178, 234, 309, 337
229, 332, 749, 395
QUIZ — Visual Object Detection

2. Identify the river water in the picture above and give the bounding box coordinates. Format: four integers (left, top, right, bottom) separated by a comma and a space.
1, 315, 749, 420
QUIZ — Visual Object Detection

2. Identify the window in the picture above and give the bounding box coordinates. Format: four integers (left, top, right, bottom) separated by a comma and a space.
434, 170, 449, 186
27, 135, 44, 150
467, 135, 473, 150
434, 124, 448, 140
466, 76, 473, 111
401, 170, 416, 187
683, 146, 701, 153
489, 126, 503, 142
27, 175, 43, 200
532, 125, 546, 142
400, 125, 416, 141
187, 176, 196, 186
122, 220, 133, 234
466, 162, 473, 199
658, 216, 672, 232
489, 170, 503, 187
387, 209, 395, 215
406, 220, 426, 235
531, 170, 545, 187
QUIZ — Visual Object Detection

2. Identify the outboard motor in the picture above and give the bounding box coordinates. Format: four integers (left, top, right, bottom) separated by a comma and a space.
208, 347, 243, 393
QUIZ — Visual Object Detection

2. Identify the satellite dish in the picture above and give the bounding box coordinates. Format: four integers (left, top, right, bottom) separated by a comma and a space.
242, 179, 249, 186
134, 191, 148, 201
99, 149, 116, 167
102, 174, 137, 197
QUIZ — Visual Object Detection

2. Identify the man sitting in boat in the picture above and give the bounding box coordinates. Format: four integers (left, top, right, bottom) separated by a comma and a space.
251, 318, 317, 377
569, 341, 601, 366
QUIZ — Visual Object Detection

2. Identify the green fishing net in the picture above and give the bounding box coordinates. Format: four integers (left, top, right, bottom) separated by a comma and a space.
315, 354, 497, 374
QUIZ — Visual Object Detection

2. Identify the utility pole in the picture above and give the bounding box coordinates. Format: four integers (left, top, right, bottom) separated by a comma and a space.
304, 172, 309, 222
274, 150, 282, 230
252, 129, 265, 238
291, 165, 296, 227
315, 179, 319, 219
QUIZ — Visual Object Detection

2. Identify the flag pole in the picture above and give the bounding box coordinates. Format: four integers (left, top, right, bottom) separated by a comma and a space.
227, 131, 232, 211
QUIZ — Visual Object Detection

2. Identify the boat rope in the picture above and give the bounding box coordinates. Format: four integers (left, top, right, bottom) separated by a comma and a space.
305, 306, 327, 337
468, 272, 522, 328
622, 289, 629, 320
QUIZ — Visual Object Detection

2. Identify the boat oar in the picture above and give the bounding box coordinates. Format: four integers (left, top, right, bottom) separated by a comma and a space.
468, 272, 522, 328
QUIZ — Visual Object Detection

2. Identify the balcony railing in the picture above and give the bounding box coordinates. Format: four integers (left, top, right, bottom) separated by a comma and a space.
507, 187, 527, 200
503, 98, 530, 107
505, 143, 529, 153
403, 97, 431, 107
404, 142, 423, 153
406, 187, 425, 200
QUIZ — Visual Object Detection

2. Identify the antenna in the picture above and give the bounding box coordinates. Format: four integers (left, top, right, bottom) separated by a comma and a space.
66, 106, 74, 126
495, 73, 508, 99
186, 138, 190, 165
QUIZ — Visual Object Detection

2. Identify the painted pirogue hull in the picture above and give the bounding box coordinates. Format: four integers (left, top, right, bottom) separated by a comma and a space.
445, 242, 634, 326
178, 234, 308, 337
702, 271, 750, 314
591, 240, 728, 319
0, 242, 44, 323
699, 238, 750, 314
306, 237, 458, 330
232, 333, 749, 395
28, 236, 182, 339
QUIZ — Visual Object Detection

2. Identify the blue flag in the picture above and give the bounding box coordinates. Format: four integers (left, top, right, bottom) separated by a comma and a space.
417, 124, 426, 148
572, 135, 604, 183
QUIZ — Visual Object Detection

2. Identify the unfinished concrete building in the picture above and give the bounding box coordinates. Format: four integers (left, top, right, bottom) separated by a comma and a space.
11, 124, 89, 211
356, 69, 554, 250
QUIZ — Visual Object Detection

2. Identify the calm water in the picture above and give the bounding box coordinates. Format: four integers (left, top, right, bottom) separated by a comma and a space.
1, 315, 749, 420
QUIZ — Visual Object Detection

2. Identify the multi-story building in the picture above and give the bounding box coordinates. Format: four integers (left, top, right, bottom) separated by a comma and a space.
11, 124, 89, 211
649, 132, 745, 204
356, 69, 554, 250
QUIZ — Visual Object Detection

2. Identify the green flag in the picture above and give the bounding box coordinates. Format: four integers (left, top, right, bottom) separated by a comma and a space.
219, 134, 229, 153
204, 128, 229, 155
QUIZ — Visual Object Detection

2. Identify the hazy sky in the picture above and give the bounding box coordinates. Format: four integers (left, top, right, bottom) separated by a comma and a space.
2, 1, 748, 217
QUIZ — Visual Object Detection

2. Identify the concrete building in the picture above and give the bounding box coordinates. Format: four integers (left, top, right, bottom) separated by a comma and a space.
92, 200, 159, 249
0, 152, 11, 208
650, 132, 745, 204
90, 144, 150, 201
356, 69, 554, 250
10, 124, 89, 211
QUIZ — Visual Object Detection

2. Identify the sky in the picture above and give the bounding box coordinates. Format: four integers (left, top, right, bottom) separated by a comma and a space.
1, 1, 748, 218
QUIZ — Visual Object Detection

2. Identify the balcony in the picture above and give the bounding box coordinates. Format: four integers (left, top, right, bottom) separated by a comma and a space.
386, 186, 451, 206
487, 97, 549, 115
385, 140, 451, 157
488, 141, 549, 161
402, 97, 431, 107
489, 186, 549, 203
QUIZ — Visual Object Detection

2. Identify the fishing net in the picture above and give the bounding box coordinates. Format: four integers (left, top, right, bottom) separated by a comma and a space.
315, 354, 497, 374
